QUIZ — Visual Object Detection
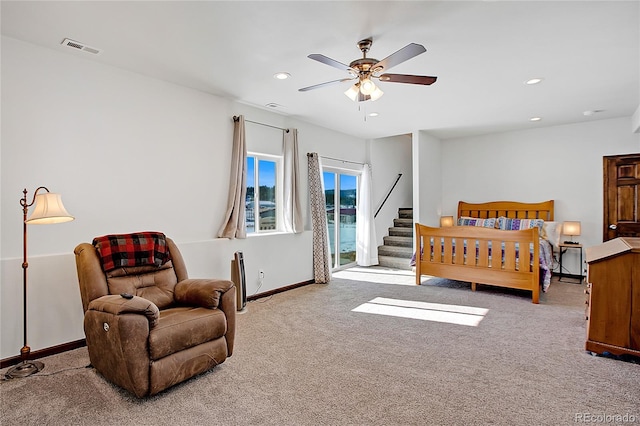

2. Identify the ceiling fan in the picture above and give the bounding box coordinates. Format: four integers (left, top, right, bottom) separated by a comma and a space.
299, 38, 437, 102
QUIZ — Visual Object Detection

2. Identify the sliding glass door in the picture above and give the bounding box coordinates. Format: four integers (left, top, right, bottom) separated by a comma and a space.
323, 170, 358, 270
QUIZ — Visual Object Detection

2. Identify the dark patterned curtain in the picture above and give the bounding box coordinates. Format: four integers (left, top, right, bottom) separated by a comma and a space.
307, 152, 331, 283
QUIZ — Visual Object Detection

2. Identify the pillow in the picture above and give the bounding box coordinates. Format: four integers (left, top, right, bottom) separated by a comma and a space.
541, 221, 562, 249
457, 216, 497, 228
497, 217, 544, 232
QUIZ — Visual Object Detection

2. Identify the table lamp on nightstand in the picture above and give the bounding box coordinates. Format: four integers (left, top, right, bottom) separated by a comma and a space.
562, 221, 581, 244
440, 216, 454, 227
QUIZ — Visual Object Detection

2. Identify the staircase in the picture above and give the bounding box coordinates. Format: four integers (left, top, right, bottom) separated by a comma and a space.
378, 208, 414, 270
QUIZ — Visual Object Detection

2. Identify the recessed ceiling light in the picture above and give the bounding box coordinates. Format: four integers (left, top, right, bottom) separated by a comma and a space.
368, 112, 379, 117
583, 109, 604, 116
530, 117, 542, 122
525, 78, 543, 85
274, 72, 291, 80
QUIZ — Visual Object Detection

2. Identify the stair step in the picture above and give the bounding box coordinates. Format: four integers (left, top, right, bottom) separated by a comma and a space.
393, 218, 413, 228
378, 255, 414, 271
389, 227, 413, 237
398, 208, 413, 219
377, 245, 414, 258
376, 207, 415, 271
383, 235, 413, 248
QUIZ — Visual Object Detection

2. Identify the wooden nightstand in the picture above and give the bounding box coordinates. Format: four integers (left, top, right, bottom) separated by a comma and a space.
558, 242, 583, 282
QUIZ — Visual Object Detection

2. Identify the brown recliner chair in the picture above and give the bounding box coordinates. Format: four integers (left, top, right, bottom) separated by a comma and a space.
74, 232, 236, 398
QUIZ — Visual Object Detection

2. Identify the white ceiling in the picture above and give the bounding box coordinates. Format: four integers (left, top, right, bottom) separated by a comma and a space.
2, 1, 638, 140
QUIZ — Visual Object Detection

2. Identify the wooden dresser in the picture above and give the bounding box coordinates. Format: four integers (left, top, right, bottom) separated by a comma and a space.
585, 237, 640, 357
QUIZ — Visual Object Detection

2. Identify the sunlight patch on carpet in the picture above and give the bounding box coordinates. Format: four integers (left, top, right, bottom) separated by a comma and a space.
352, 297, 489, 326
332, 266, 416, 286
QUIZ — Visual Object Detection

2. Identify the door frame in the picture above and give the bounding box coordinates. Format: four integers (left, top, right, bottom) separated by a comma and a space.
322, 167, 360, 271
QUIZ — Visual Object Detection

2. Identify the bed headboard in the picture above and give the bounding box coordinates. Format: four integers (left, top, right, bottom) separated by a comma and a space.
457, 200, 554, 221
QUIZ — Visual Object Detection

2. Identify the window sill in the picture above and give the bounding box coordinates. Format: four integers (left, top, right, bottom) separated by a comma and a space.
247, 230, 292, 238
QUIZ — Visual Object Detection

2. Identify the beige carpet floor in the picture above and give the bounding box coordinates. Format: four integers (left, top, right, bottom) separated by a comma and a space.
1, 270, 638, 425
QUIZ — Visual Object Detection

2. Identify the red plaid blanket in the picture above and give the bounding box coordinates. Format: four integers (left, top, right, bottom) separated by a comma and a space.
92, 232, 171, 272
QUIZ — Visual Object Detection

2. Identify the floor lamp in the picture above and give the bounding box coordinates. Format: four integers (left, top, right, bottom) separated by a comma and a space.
5, 187, 74, 379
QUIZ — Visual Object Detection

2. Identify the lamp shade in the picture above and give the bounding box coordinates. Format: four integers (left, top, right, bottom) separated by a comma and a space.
562, 221, 581, 236
440, 216, 454, 227
344, 84, 360, 101
369, 86, 384, 101
26, 192, 74, 224
359, 78, 377, 95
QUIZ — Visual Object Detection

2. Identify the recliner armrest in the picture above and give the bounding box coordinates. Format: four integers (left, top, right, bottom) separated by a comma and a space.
174, 279, 234, 309
87, 295, 160, 327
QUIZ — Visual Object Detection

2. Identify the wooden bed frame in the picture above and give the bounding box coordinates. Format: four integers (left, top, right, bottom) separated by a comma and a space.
415, 200, 554, 304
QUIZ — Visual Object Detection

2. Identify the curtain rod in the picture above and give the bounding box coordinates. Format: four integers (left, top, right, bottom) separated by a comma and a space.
307, 153, 365, 166
233, 116, 289, 133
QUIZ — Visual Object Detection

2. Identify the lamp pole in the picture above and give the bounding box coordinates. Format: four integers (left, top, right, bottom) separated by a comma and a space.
5, 187, 73, 379
11, 187, 49, 376
19, 187, 47, 363
21, 189, 29, 362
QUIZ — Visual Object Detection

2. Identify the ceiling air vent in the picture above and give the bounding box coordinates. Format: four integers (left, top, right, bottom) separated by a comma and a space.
61, 38, 102, 55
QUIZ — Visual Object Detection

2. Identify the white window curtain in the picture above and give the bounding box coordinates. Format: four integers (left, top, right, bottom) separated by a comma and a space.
283, 128, 303, 233
356, 163, 379, 266
217, 115, 247, 239
307, 152, 331, 283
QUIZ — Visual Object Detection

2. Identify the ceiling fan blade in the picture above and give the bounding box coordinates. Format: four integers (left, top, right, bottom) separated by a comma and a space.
373, 43, 426, 72
298, 78, 355, 92
378, 74, 437, 85
308, 54, 356, 73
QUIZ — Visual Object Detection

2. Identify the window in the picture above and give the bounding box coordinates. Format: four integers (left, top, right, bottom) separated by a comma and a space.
246, 153, 282, 234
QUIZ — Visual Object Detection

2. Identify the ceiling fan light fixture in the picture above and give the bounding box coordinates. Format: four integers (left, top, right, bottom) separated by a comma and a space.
369, 86, 384, 101
359, 78, 377, 95
301, 39, 436, 102
344, 84, 360, 101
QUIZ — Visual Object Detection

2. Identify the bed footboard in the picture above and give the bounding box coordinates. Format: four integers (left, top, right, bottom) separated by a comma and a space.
415, 223, 540, 303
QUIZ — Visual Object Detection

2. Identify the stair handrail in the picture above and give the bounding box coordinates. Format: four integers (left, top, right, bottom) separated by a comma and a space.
374, 173, 403, 218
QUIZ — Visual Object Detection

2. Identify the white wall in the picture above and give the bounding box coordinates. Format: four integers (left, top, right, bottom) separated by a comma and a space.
0, 36, 367, 359
441, 117, 640, 274
413, 130, 442, 226
369, 134, 413, 246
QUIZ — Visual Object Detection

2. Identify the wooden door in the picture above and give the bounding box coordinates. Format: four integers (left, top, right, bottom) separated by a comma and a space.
604, 153, 640, 241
